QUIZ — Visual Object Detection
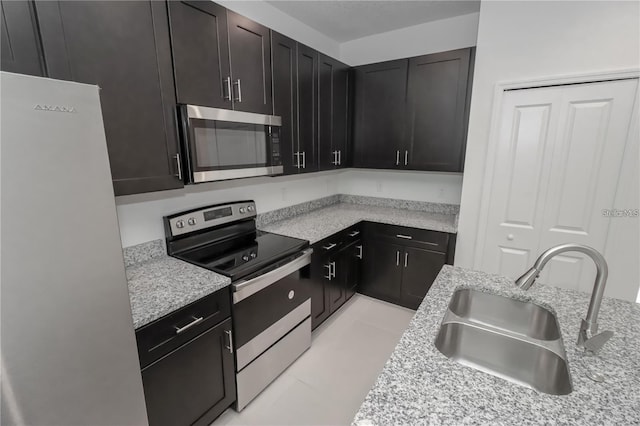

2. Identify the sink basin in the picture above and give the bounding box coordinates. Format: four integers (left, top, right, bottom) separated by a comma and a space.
435, 289, 572, 395
448, 288, 561, 340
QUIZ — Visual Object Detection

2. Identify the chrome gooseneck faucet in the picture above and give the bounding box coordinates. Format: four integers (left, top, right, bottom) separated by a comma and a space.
515, 244, 613, 353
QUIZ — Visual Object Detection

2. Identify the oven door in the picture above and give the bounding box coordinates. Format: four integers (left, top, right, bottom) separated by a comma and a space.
179, 105, 283, 183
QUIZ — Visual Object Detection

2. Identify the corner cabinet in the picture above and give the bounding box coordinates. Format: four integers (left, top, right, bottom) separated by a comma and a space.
35, 1, 183, 196
353, 48, 474, 172
0, 0, 45, 76
360, 222, 453, 310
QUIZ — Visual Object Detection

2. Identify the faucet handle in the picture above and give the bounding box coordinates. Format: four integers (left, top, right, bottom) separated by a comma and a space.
583, 330, 614, 354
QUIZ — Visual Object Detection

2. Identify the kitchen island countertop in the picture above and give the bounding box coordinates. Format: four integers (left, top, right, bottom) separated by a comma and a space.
353, 265, 640, 425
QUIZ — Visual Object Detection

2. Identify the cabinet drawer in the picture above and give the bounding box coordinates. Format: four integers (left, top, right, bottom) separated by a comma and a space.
363, 222, 449, 253
135, 287, 231, 368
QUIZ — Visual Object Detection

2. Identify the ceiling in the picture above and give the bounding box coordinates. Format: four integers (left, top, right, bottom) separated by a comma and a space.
266, 1, 481, 42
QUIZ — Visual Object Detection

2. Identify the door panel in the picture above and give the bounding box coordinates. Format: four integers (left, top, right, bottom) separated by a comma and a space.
537, 79, 638, 292
227, 10, 272, 114
271, 32, 298, 175
309, 252, 331, 330
296, 44, 318, 172
353, 59, 408, 168
318, 54, 349, 170
168, 0, 231, 108
482, 79, 638, 297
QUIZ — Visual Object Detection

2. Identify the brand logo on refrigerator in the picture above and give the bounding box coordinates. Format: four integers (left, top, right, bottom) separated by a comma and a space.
33, 104, 76, 113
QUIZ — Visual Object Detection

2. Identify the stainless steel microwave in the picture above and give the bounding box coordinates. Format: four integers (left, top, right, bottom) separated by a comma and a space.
177, 104, 283, 184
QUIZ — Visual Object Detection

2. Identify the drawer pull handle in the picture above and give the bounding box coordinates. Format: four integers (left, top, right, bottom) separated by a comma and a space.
425, 241, 439, 246
225, 330, 234, 354
348, 231, 360, 237
404, 252, 409, 268
174, 316, 204, 334
323, 243, 337, 250
396, 250, 400, 266
396, 234, 413, 240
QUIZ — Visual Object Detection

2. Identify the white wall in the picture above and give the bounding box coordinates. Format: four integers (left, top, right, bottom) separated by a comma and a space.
340, 12, 479, 66
455, 1, 640, 296
338, 170, 462, 205
215, 0, 340, 58
116, 169, 463, 248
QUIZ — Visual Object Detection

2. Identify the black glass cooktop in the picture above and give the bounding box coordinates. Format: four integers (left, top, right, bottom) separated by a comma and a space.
173, 230, 309, 281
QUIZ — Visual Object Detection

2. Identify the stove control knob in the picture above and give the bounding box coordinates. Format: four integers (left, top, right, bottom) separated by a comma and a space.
176, 220, 185, 229
247, 205, 255, 212
242, 255, 249, 261
188, 217, 197, 226
250, 252, 257, 258
239, 207, 246, 214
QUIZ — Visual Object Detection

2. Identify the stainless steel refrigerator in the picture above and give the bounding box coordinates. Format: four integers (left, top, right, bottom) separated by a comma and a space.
1, 72, 148, 425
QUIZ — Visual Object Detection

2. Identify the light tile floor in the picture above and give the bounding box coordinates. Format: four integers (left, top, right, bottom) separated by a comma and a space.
213, 294, 415, 426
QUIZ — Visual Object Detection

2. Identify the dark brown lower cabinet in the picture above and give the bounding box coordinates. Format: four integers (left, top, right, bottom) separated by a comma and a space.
140, 318, 235, 426
400, 246, 447, 309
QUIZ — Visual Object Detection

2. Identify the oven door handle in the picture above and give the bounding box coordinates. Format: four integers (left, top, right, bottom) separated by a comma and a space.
233, 249, 313, 304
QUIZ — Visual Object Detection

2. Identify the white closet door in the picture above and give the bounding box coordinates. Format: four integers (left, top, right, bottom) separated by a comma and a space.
481, 79, 638, 296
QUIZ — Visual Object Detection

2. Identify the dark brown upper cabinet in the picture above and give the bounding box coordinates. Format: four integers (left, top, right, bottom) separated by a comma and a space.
167, 1, 231, 109
35, 1, 183, 196
227, 10, 272, 114
1, 0, 45, 76
318, 54, 350, 171
406, 48, 473, 172
271, 32, 298, 175
296, 43, 318, 173
353, 59, 409, 169
168, 3, 272, 115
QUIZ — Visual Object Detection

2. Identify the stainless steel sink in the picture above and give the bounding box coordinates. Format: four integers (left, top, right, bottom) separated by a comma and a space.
435, 289, 572, 395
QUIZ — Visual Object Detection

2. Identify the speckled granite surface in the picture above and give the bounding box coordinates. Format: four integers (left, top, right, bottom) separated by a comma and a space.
353, 265, 640, 425
255, 195, 340, 227
123, 239, 166, 267
124, 239, 231, 329
258, 202, 457, 244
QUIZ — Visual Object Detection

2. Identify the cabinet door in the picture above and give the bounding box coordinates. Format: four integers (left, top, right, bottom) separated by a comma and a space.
141, 318, 235, 426
407, 48, 471, 172
328, 252, 346, 313
36, 1, 182, 196
272, 32, 298, 175
309, 251, 331, 330
0, 0, 44, 76
296, 43, 318, 172
360, 238, 403, 303
318, 54, 349, 171
168, 0, 231, 108
400, 247, 446, 310
353, 59, 408, 169
341, 239, 362, 301
227, 10, 272, 114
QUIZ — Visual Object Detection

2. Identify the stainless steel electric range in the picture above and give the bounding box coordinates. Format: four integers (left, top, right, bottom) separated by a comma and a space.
164, 201, 313, 411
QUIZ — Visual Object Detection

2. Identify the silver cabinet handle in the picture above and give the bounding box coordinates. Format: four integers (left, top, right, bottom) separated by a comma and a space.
294, 151, 300, 168
404, 252, 409, 268
405, 150, 408, 165
396, 150, 400, 165
174, 316, 203, 334
331, 261, 336, 279
356, 245, 363, 259
338, 150, 341, 166
324, 263, 332, 280
324, 261, 336, 280
233, 79, 242, 102
301, 151, 306, 169
223, 77, 232, 101
396, 250, 400, 266
396, 234, 413, 240
348, 230, 360, 237
174, 153, 182, 180
323, 243, 337, 250
225, 329, 234, 354
331, 150, 337, 165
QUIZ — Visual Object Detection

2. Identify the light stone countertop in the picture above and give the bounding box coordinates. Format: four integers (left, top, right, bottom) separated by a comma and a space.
353, 265, 640, 425
124, 240, 231, 329
258, 202, 457, 244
